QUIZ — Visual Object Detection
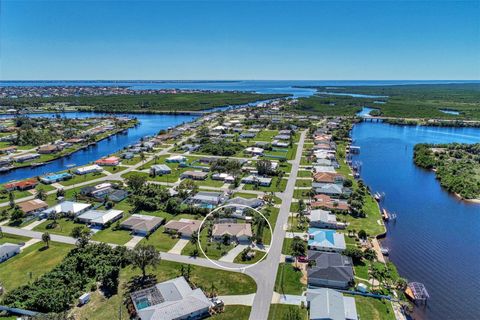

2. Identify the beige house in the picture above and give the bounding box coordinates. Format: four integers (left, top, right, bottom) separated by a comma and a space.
212, 223, 252, 242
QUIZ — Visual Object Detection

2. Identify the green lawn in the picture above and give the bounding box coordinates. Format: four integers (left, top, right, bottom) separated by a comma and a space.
268, 304, 308, 320
91, 227, 132, 245
195, 178, 226, 188
59, 172, 106, 186
297, 170, 312, 177
34, 218, 84, 236
282, 237, 293, 255
211, 306, 251, 320
0, 234, 30, 245
254, 130, 279, 141
295, 179, 311, 187
232, 192, 259, 199
73, 260, 256, 320
101, 165, 127, 174
141, 226, 182, 252
0, 242, 73, 292
274, 263, 305, 295
352, 295, 396, 320
293, 189, 311, 200
233, 250, 267, 264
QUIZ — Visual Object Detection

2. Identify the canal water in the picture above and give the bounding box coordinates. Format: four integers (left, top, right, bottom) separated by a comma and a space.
351, 122, 480, 320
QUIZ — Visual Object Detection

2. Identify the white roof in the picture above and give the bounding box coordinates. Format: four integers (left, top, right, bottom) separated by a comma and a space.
135, 277, 212, 320
245, 147, 264, 153
43, 201, 91, 215
166, 155, 186, 161
75, 164, 102, 173
78, 209, 123, 225
310, 209, 337, 224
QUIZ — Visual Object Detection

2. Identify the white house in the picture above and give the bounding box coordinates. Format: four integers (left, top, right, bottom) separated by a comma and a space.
74, 164, 103, 175
0, 243, 21, 263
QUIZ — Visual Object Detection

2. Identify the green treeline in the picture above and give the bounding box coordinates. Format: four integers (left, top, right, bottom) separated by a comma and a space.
414, 143, 480, 199
294, 83, 480, 120
1, 92, 289, 113
3, 244, 128, 313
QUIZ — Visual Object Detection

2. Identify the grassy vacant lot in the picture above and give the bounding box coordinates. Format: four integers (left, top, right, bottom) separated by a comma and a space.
351, 295, 396, 320
0, 234, 30, 245
141, 226, 181, 252
268, 304, 308, 320
274, 262, 305, 295
295, 83, 480, 120
60, 172, 106, 186
0, 242, 73, 292
211, 306, 251, 320
73, 261, 256, 320
34, 218, 79, 236
5, 92, 289, 113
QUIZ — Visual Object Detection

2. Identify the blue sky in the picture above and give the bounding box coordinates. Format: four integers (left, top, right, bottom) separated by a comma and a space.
1, 0, 479, 80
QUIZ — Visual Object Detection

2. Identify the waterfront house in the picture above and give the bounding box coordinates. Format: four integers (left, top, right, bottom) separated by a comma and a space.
120, 214, 164, 236
241, 175, 272, 186
308, 209, 345, 229
37, 144, 59, 154
166, 155, 187, 163
0, 243, 22, 263
311, 194, 350, 212
40, 172, 73, 184
307, 251, 354, 289
308, 228, 346, 252
4, 178, 38, 191
164, 219, 202, 238
312, 165, 337, 173
307, 288, 358, 320
95, 156, 120, 166
18, 199, 48, 216
43, 201, 92, 217
130, 276, 212, 320
181, 171, 208, 180
212, 223, 252, 243
0, 146, 16, 154
313, 183, 351, 197
74, 164, 103, 175
150, 164, 172, 175
77, 209, 123, 228
13, 153, 40, 163
313, 172, 345, 184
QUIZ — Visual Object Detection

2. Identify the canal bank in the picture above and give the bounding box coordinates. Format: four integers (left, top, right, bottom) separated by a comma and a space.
351, 122, 480, 320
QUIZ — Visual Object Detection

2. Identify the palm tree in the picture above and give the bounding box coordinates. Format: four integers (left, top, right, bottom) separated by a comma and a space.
42, 232, 50, 248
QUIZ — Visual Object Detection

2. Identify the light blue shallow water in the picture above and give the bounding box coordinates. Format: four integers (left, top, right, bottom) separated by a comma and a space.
352, 122, 480, 320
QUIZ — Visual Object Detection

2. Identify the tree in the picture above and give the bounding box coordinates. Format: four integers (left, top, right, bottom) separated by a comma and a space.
290, 236, 306, 267
10, 209, 24, 223
8, 192, 15, 209
343, 247, 364, 263
70, 226, 91, 248
364, 248, 377, 261
125, 173, 147, 194
256, 159, 273, 176
130, 244, 161, 281
36, 188, 47, 201
358, 229, 367, 240
42, 232, 51, 248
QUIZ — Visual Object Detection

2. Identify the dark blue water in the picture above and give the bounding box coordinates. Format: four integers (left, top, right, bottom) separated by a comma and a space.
352, 122, 480, 320
0, 112, 197, 183
2, 80, 478, 98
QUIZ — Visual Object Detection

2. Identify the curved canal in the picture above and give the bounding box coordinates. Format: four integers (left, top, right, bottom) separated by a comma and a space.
351, 122, 480, 320
0, 112, 198, 184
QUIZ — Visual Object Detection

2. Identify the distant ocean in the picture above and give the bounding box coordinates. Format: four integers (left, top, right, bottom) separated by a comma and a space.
1, 80, 478, 98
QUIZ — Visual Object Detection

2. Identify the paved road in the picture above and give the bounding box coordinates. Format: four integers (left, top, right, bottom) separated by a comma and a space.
248, 130, 306, 320
0, 129, 308, 320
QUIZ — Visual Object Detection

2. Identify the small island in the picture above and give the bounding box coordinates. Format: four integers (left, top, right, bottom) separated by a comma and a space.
414, 143, 480, 201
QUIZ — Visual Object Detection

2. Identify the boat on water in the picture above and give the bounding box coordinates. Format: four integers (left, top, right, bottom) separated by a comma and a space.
380, 247, 390, 255
382, 208, 390, 221
66, 164, 76, 168
30, 162, 45, 168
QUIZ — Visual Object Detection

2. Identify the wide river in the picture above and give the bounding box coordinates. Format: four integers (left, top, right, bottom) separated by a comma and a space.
351, 122, 480, 320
